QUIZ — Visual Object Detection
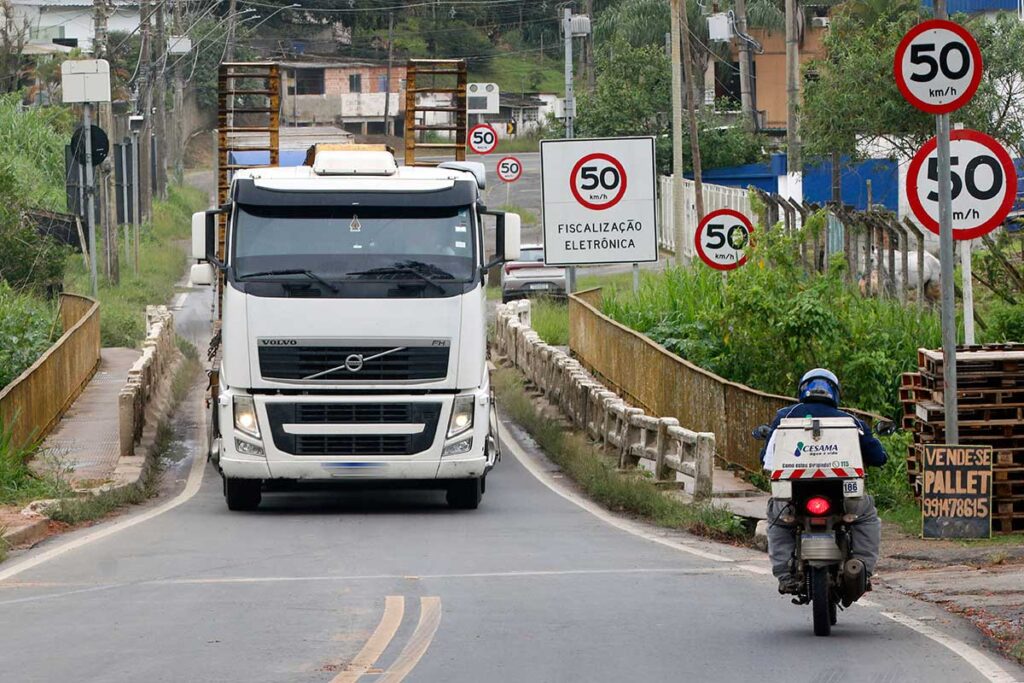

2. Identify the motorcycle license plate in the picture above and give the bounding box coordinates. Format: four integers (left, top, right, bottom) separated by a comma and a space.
802, 533, 835, 541
843, 478, 864, 497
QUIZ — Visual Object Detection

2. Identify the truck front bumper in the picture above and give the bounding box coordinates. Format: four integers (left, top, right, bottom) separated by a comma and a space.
217, 388, 492, 482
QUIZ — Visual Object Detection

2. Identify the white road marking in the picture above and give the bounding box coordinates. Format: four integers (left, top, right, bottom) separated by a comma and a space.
0, 434, 207, 584
500, 417, 739, 563
501, 417, 1024, 683
173, 292, 188, 309
882, 612, 1023, 683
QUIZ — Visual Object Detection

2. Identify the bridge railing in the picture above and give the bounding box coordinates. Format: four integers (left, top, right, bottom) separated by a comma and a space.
494, 300, 714, 499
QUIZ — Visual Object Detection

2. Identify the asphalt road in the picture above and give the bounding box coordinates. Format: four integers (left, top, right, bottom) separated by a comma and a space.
0, 285, 1020, 683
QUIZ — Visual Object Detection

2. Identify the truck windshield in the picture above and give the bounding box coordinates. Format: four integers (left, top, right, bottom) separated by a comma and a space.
233, 204, 476, 281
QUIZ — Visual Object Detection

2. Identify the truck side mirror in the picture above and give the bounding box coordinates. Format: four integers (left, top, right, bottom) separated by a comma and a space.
482, 209, 522, 269
192, 209, 225, 268
191, 211, 206, 260
503, 212, 521, 262
190, 263, 214, 286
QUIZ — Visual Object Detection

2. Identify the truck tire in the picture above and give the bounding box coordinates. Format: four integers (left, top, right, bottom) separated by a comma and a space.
224, 477, 262, 511
446, 478, 482, 510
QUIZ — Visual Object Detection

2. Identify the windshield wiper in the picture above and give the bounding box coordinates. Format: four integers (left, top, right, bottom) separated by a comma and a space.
237, 268, 340, 294
347, 265, 446, 293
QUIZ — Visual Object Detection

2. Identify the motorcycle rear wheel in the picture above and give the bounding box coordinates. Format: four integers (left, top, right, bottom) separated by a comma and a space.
811, 566, 832, 637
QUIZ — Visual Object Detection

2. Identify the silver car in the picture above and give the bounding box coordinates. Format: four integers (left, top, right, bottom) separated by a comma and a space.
500, 244, 567, 302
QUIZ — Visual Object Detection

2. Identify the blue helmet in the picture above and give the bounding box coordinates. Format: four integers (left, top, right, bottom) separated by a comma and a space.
798, 368, 841, 407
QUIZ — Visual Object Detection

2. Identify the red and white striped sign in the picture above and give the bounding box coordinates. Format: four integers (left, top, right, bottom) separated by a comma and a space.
770, 467, 865, 481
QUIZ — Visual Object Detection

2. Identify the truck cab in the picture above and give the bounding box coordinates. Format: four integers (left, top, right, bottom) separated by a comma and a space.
191, 146, 520, 510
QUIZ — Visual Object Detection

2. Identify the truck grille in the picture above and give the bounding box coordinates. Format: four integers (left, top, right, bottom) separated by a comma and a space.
266, 403, 442, 456
258, 346, 449, 382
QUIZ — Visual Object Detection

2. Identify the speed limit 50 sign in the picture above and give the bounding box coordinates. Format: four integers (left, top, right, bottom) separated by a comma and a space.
907, 128, 1017, 240
894, 19, 982, 114
540, 137, 657, 266
696, 209, 754, 271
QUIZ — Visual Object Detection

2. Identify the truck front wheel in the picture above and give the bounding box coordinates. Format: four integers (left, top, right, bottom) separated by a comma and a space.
446, 478, 483, 510
224, 477, 262, 511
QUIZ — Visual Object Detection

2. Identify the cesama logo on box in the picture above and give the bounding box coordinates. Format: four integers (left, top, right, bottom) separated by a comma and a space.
793, 441, 840, 458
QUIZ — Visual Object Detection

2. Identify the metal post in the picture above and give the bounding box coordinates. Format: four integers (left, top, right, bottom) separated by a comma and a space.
670, 0, 685, 264
383, 12, 394, 136
83, 103, 99, 299
935, 0, 959, 444
632, 263, 639, 294
564, 8, 576, 293
132, 129, 140, 275
961, 240, 975, 345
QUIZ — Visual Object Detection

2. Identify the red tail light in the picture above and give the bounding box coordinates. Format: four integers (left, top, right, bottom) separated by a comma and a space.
805, 497, 831, 516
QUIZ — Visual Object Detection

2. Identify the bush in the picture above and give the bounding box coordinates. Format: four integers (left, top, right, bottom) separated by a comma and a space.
0, 282, 58, 389
602, 223, 943, 419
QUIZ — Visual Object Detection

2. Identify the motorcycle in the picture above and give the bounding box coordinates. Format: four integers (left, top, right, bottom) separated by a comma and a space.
752, 416, 896, 636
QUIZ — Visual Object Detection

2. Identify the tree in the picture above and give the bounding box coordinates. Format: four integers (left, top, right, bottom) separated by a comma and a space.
0, 0, 29, 94
803, 8, 1024, 161
576, 41, 766, 174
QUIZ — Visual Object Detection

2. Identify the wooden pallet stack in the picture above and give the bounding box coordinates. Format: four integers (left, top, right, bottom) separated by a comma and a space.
900, 344, 1024, 534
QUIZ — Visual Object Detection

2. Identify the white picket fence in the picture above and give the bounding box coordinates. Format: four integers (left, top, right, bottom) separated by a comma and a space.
658, 175, 753, 260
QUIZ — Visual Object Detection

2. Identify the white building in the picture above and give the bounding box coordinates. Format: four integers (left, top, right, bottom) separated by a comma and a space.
13, 0, 140, 52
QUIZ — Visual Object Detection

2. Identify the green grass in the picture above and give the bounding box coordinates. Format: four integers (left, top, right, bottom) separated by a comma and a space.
0, 283, 59, 389
0, 423, 71, 507
64, 185, 207, 347
494, 367, 749, 542
492, 136, 543, 154
494, 204, 538, 226
529, 298, 570, 346
471, 54, 564, 96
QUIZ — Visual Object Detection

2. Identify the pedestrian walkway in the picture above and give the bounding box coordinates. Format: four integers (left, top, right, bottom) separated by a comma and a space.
37, 348, 140, 485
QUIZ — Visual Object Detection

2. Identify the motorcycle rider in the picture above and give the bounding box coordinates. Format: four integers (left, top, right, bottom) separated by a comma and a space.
761, 368, 888, 595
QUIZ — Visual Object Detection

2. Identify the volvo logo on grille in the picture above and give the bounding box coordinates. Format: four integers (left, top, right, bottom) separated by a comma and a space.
260, 339, 298, 346
302, 346, 407, 380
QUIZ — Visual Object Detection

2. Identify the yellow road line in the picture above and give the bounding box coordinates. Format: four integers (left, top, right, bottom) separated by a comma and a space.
332, 595, 406, 683
377, 596, 442, 683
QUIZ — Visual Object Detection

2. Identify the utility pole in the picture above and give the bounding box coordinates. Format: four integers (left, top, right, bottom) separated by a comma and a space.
383, 12, 393, 136
93, 0, 119, 283
679, 0, 705, 222
935, 0, 959, 444
139, 0, 153, 223
670, 0, 685, 264
785, 0, 801, 176
584, 0, 595, 91
173, 0, 185, 180
562, 8, 575, 140
226, 0, 237, 62
154, 0, 167, 198
734, 0, 754, 130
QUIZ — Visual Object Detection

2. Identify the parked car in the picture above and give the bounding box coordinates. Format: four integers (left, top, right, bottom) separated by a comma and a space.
501, 244, 566, 302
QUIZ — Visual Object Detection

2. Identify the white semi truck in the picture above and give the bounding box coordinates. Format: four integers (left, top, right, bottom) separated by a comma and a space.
190, 145, 520, 510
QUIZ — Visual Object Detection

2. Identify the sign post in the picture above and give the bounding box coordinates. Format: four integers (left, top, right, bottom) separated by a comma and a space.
921, 444, 992, 539
540, 136, 658, 268
61, 59, 111, 300
496, 156, 522, 206
895, 16, 984, 445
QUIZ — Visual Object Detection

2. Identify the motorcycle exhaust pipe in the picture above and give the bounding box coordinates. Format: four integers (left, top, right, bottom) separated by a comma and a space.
841, 559, 866, 607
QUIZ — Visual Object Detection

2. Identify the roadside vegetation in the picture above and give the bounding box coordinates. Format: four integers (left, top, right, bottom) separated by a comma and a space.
63, 185, 207, 347
494, 367, 749, 543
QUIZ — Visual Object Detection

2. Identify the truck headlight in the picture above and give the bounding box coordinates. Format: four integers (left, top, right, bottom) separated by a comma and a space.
447, 395, 475, 439
233, 396, 261, 439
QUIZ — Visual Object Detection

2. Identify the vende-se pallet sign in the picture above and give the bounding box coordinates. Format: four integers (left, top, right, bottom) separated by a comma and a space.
540, 136, 658, 266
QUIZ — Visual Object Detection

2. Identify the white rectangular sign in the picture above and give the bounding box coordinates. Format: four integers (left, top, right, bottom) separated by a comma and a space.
540, 136, 658, 266
60, 59, 111, 103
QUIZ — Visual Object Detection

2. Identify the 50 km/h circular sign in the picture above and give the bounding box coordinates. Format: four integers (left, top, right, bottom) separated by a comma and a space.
569, 153, 628, 210
907, 128, 1017, 240
496, 156, 522, 183
695, 209, 754, 271
467, 123, 498, 155
894, 19, 982, 114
